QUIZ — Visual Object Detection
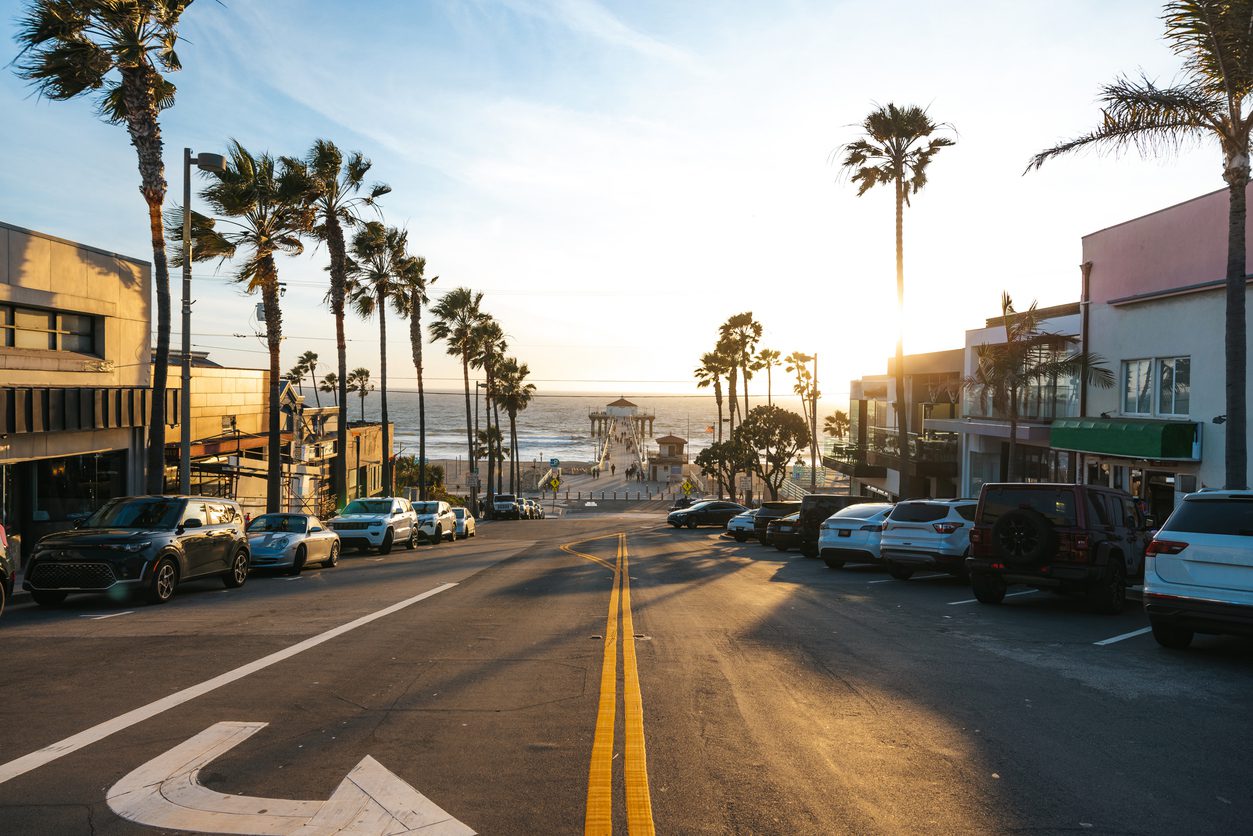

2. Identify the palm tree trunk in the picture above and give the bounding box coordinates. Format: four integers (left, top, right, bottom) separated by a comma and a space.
742, 358, 749, 415
493, 389, 503, 494
1224, 165, 1249, 489
462, 355, 476, 515
310, 362, 321, 407
894, 177, 911, 498
325, 211, 350, 509
714, 380, 724, 444
1007, 387, 1019, 483
377, 290, 392, 496
508, 411, 518, 493
727, 365, 739, 435
261, 258, 283, 513
485, 364, 495, 508
767, 365, 773, 406
409, 293, 428, 501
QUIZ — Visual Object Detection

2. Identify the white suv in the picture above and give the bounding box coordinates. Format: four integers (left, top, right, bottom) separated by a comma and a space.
1145, 490, 1253, 649
818, 503, 894, 569
412, 500, 456, 544
879, 499, 977, 580
328, 497, 418, 554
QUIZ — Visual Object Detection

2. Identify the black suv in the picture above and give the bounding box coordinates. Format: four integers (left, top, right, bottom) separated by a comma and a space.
24, 496, 251, 606
753, 500, 801, 545
966, 482, 1149, 614
796, 495, 872, 557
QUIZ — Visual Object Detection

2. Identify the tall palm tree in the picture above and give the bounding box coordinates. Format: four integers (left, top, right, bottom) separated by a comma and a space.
346, 221, 408, 496
293, 140, 389, 507
394, 254, 436, 500
824, 410, 850, 440
348, 367, 373, 423
471, 317, 507, 508
16, 0, 195, 492
319, 372, 339, 406
717, 333, 740, 435
720, 312, 762, 412
839, 103, 954, 496
169, 140, 314, 512
695, 351, 728, 444
1027, 1, 1250, 489
430, 287, 486, 514
299, 350, 320, 407
965, 293, 1114, 481
754, 348, 782, 405
497, 357, 535, 493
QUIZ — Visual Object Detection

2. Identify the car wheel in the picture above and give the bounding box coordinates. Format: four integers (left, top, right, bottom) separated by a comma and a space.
324, 542, 340, 568
824, 558, 846, 570
970, 572, 1006, 604
428, 529, 441, 546
379, 528, 394, 555
288, 545, 306, 576
1150, 619, 1194, 650
223, 550, 249, 589
670, 522, 682, 528
31, 589, 68, 607
774, 542, 788, 552
406, 528, 417, 549
147, 558, 179, 604
888, 563, 914, 581
1087, 557, 1126, 614
734, 533, 747, 543
686, 519, 697, 529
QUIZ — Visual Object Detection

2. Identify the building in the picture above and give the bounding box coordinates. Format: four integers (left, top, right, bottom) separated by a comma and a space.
589, 397, 655, 440
826, 348, 963, 500
926, 303, 1082, 497
0, 221, 159, 563
648, 434, 688, 483
1047, 188, 1250, 520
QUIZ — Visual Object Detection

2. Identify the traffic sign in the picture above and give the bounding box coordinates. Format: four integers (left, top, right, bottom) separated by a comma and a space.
549, 477, 561, 491
549, 457, 559, 468
681, 479, 694, 496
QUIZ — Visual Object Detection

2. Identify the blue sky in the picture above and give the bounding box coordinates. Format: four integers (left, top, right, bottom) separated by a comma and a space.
0, 1, 1226, 398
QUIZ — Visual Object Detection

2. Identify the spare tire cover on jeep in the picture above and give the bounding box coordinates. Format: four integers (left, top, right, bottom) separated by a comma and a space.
991, 508, 1059, 565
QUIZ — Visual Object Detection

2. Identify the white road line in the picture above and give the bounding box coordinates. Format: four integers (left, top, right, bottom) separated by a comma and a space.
947, 590, 1039, 606
280, 576, 304, 581
1093, 626, 1153, 646
79, 611, 134, 620
0, 582, 458, 785
868, 573, 948, 584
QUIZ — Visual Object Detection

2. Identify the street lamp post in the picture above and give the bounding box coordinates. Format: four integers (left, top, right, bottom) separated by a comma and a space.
179, 147, 227, 496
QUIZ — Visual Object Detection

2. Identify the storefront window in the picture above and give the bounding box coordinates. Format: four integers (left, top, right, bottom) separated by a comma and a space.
1158, 357, 1190, 416
1122, 359, 1152, 415
34, 451, 127, 521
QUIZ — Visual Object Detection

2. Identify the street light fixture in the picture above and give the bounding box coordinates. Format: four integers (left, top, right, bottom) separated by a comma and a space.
180, 148, 228, 495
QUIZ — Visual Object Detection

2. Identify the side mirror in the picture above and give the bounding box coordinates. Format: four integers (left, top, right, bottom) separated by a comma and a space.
182, 518, 203, 529
309, 526, 323, 533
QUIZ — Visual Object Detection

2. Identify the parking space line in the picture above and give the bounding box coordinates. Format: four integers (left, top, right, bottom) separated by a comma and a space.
80, 611, 134, 620
868, 573, 948, 584
947, 590, 1038, 606
0, 582, 458, 785
1093, 626, 1153, 646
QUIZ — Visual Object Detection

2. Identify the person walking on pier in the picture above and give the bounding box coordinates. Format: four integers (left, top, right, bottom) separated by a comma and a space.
611, 463, 616, 476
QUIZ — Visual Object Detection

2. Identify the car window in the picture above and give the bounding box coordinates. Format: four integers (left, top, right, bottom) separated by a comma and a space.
344, 499, 392, 515
84, 497, 184, 530
1161, 496, 1253, 536
248, 514, 306, 533
981, 488, 1078, 526
833, 503, 892, 520
1087, 494, 1111, 527
182, 502, 209, 525
955, 504, 977, 522
205, 503, 229, 526
890, 503, 948, 523
497, 494, 516, 503
1120, 498, 1138, 528
761, 501, 799, 512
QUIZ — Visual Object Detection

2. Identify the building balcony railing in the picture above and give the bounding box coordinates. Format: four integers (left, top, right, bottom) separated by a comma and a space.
824, 427, 960, 479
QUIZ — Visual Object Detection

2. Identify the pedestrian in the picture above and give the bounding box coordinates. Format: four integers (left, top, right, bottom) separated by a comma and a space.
611, 463, 616, 476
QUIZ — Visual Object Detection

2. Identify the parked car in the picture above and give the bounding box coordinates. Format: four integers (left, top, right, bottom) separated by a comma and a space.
966, 482, 1148, 614
795, 495, 873, 557
23, 496, 250, 606
753, 500, 802, 545
818, 503, 895, 569
328, 497, 418, 554
768, 512, 802, 551
0, 522, 12, 619
527, 499, 545, 519
725, 509, 759, 542
1144, 490, 1253, 648
492, 493, 522, 520
412, 501, 456, 544
668, 500, 748, 529
879, 498, 978, 580
246, 513, 340, 574
452, 507, 477, 540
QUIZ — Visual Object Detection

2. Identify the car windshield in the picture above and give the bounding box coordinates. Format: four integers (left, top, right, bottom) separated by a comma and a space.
343, 500, 393, 515
761, 502, 799, 512
1162, 496, 1253, 536
413, 502, 440, 514
453, 508, 467, 518
833, 503, 893, 520
777, 512, 799, 522
980, 488, 1078, 526
890, 503, 950, 523
248, 514, 307, 534
495, 495, 516, 503
83, 497, 183, 530
685, 501, 715, 511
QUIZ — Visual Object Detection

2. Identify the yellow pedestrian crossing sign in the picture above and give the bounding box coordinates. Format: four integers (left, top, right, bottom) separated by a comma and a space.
681, 479, 694, 496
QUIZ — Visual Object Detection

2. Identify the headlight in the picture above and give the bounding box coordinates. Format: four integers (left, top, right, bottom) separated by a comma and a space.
110, 541, 152, 553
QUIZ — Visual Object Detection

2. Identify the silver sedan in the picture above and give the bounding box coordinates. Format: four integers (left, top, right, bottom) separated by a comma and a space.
452, 507, 477, 539
246, 513, 340, 574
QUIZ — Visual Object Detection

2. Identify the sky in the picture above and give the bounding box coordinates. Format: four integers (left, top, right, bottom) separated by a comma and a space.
0, 0, 1228, 404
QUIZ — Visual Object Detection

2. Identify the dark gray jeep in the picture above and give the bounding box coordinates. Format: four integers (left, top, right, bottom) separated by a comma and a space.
24, 496, 250, 606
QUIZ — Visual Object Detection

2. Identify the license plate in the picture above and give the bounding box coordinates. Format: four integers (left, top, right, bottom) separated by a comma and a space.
838, 530, 851, 538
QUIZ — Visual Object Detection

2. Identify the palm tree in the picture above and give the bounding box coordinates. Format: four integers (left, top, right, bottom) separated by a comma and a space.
285, 366, 304, 390
717, 333, 740, 435
293, 140, 389, 507
299, 350, 320, 407
754, 348, 782, 405
965, 293, 1114, 481
347, 367, 374, 423
839, 103, 954, 497
497, 357, 536, 493
695, 352, 728, 444
394, 253, 436, 500
471, 317, 507, 507
430, 287, 486, 514
824, 410, 850, 440
319, 372, 339, 406
347, 221, 408, 496
1027, 2, 1250, 489
16, 0, 194, 492
785, 351, 821, 487
720, 312, 762, 412
169, 140, 313, 512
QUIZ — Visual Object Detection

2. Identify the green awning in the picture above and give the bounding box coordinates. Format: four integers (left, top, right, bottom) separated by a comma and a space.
1050, 418, 1201, 461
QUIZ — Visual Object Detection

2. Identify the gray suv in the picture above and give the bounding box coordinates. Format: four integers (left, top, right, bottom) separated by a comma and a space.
24, 496, 251, 606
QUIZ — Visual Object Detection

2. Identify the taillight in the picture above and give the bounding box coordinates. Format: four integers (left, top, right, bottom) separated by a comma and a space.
0, 523, 6, 549
969, 528, 983, 544
933, 522, 963, 534
860, 523, 884, 532
1146, 539, 1188, 556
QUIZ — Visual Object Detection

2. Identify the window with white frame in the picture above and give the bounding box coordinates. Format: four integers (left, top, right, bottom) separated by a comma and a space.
1158, 357, 1190, 416
1122, 359, 1152, 415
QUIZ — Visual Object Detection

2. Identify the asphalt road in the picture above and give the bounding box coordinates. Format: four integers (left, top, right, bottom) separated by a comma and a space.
1, 512, 1251, 835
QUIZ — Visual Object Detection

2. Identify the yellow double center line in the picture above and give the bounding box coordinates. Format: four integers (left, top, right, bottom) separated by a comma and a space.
579, 533, 655, 835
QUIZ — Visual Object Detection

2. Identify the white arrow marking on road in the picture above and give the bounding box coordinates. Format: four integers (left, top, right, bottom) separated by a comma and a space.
107, 721, 475, 835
